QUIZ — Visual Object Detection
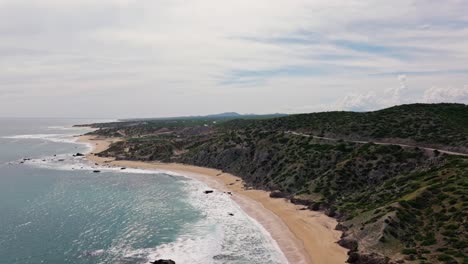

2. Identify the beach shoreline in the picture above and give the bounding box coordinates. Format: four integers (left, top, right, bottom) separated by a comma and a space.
78, 135, 348, 264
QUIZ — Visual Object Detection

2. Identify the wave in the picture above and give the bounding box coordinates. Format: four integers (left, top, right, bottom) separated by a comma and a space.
89, 178, 287, 264
47, 125, 86, 131
176, 179, 288, 263
2, 133, 79, 144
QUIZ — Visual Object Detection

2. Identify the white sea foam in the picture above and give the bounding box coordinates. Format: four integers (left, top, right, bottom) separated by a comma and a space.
100, 177, 288, 264
47, 126, 82, 130
176, 179, 288, 263
2, 133, 79, 144
23, 155, 180, 176
122, 233, 223, 263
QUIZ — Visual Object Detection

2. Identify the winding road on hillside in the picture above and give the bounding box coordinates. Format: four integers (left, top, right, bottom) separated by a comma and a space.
286, 131, 468, 157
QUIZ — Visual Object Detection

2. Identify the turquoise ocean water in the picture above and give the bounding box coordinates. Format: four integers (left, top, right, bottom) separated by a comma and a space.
0, 118, 286, 264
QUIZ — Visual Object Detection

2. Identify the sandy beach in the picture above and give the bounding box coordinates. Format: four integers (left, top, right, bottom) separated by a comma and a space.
78, 135, 348, 264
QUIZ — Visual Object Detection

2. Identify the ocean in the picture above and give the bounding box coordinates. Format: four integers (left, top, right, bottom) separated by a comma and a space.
0, 118, 286, 264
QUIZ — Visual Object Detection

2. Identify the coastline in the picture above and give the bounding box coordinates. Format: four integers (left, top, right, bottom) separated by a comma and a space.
78, 135, 348, 264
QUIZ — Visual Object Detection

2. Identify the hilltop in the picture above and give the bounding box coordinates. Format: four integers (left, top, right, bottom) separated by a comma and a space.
221, 103, 468, 154
81, 103, 468, 264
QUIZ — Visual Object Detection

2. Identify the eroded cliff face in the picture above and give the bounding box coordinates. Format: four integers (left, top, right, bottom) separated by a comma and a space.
95, 127, 467, 263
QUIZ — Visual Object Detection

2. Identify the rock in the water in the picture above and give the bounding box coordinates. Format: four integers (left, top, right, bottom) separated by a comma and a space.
151, 260, 175, 264
74, 153, 85, 157
204, 190, 214, 194
228, 213, 234, 216
93, 170, 101, 173
121, 167, 126, 170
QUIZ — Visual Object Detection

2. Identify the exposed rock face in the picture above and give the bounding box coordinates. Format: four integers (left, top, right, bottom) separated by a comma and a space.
338, 238, 358, 251
290, 197, 312, 206
346, 252, 389, 264
269, 190, 288, 198
151, 260, 175, 264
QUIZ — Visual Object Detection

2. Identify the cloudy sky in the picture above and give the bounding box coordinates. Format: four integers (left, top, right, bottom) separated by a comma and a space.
0, 0, 467, 118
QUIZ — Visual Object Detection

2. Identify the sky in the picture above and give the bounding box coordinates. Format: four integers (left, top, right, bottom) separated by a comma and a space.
0, 0, 467, 118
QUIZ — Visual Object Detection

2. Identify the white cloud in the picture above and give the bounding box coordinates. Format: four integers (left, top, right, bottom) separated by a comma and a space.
0, 0, 467, 117
297, 83, 468, 113
423, 86, 468, 103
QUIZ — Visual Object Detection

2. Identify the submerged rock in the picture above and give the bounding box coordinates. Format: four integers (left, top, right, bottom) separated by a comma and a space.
151, 260, 175, 264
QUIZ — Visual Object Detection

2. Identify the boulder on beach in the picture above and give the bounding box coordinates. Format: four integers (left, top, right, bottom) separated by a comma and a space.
151, 260, 175, 264
269, 190, 287, 198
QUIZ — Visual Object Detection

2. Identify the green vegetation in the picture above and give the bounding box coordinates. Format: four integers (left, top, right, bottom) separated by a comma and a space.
83, 103, 468, 263
222, 103, 468, 152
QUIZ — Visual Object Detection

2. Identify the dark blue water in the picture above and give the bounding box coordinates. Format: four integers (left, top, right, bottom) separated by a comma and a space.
0, 118, 286, 264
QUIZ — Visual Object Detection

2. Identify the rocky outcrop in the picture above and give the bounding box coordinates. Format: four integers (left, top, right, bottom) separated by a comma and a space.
290, 197, 312, 206
346, 252, 389, 264
151, 260, 175, 264
269, 190, 288, 198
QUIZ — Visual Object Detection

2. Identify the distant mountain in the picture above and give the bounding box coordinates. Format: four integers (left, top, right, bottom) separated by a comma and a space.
205, 112, 242, 118
120, 112, 287, 122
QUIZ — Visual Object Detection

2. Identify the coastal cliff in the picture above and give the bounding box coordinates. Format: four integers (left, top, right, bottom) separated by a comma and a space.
79, 103, 468, 264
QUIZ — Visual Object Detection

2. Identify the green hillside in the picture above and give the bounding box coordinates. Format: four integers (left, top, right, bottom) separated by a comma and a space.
85, 103, 468, 264
222, 103, 468, 153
